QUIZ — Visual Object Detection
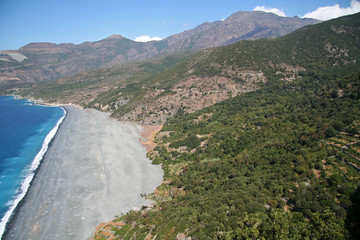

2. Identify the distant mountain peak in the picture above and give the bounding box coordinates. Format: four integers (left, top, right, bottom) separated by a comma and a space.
20, 42, 58, 50
104, 34, 125, 40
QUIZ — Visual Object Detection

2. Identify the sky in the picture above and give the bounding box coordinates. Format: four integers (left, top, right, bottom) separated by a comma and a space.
0, 0, 359, 51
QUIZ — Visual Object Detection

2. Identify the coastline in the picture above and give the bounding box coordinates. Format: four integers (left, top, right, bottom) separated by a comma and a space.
0, 104, 67, 239
3, 105, 163, 239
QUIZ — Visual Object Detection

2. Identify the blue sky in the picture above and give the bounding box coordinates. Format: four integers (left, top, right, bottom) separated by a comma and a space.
0, 0, 359, 50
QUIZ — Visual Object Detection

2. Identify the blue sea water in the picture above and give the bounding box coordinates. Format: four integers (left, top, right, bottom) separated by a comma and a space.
0, 96, 66, 236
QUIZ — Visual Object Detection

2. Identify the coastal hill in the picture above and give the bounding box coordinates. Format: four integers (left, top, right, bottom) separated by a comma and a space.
0, 11, 319, 85
91, 13, 360, 239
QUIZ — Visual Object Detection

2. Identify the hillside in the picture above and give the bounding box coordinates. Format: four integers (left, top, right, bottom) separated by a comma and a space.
108, 11, 359, 124
17, 11, 356, 125
91, 13, 360, 239
10, 50, 196, 108
0, 11, 318, 85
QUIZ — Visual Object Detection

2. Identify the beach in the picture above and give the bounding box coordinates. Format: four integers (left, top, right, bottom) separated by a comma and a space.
3, 106, 163, 239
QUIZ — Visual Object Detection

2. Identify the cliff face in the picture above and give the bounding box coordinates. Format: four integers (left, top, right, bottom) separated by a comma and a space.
0, 11, 319, 86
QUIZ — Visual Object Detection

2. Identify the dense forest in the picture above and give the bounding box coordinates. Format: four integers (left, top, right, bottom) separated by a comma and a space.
92, 13, 360, 239
100, 70, 359, 240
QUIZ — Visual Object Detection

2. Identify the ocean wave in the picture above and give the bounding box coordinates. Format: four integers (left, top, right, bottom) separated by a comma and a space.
0, 107, 67, 238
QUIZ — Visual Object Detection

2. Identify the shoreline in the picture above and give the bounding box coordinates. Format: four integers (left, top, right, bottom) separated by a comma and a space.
3, 105, 163, 239
12, 95, 84, 109
0, 104, 67, 239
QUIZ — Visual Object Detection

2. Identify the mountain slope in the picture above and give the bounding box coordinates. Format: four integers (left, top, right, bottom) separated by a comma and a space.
0, 11, 319, 85
11, 50, 196, 107
162, 11, 320, 50
92, 13, 360, 240
9, 13, 357, 125
92, 12, 359, 124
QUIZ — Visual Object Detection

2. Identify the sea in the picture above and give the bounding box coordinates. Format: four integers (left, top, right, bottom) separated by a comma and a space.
0, 96, 66, 237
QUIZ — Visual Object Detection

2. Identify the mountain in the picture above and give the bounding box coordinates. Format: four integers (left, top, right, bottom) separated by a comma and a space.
0, 36, 160, 84
0, 11, 319, 86
162, 11, 320, 50
90, 13, 360, 239
18, 11, 356, 125
112, 11, 357, 124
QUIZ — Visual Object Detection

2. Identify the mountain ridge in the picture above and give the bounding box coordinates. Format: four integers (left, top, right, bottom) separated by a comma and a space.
0, 11, 319, 85
97, 12, 360, 124
10, 13, 359, 126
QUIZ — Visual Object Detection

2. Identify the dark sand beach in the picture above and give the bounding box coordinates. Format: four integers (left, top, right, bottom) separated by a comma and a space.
4, 106, 163, 239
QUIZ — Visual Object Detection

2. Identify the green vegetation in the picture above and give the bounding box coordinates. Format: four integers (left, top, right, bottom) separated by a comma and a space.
168, 134, 201, 150
110, 66, 360, 240
94, 12, 360, 119
102, 13, 360, 239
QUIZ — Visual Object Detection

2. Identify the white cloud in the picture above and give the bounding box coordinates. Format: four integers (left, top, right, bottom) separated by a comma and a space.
253, 6, 286, 17
303, 0, 360, 20
134, 35, 162, 42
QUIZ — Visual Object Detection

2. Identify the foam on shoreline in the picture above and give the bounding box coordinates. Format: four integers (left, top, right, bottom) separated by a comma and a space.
3, 106, 163, 239
0, 107, 67, 238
